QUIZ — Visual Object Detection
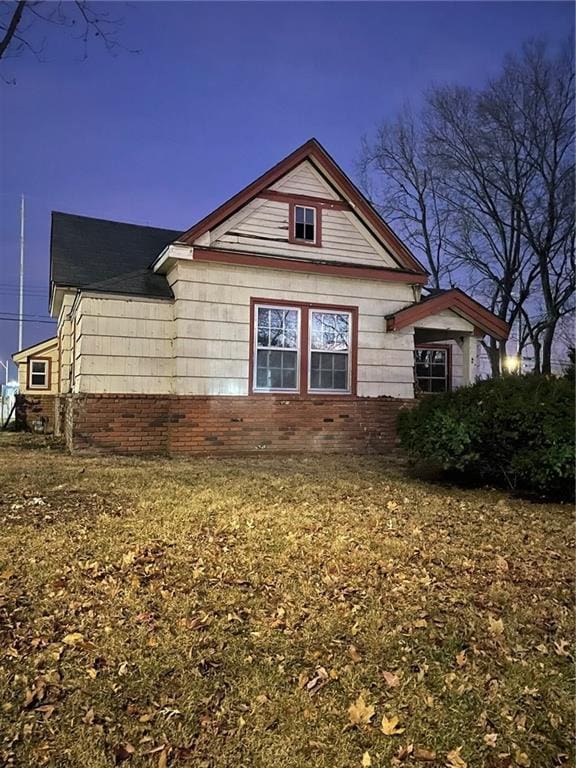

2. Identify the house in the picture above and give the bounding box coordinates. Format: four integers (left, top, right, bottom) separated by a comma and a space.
13, 138, 508, 454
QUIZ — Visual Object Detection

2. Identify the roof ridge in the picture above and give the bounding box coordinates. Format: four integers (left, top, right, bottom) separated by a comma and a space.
52, 210, 182, 236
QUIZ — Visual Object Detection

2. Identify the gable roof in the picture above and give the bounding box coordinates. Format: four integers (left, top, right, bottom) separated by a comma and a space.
50, 212, 181, 300
13, 336, 57, 362
386, 288, 509, 340
177, 138, 427, 276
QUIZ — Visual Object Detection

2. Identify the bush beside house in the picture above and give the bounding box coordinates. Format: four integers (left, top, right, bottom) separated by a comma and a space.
398, 375, 575, 500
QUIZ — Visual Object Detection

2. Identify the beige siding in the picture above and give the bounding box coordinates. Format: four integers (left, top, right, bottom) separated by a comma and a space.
200, 158, 401, 269
17, 343, 59, 395
74, 294, 174, 394
270, 161, 339, 199
57, 293, 75, 393
450, 338, 479, 388
415, 309, 474, 332
169, 260, 415, 398
209, 199, 398, 268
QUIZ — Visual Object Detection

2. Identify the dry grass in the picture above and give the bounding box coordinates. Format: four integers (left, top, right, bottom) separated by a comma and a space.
0, 433, 573, 768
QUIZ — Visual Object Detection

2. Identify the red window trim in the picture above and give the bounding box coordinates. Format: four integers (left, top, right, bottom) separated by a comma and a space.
414, 343, 452, 393
288, 202, 322, 248
249, 297, 358, 396
28, 356, 51, 391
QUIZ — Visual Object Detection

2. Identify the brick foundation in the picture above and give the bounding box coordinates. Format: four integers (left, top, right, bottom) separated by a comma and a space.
62, 393, 414, 456
15, 394, 58, 434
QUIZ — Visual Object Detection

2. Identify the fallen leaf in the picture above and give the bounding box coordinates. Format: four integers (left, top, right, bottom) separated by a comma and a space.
114, 742, 135, 764
414, 747, 436, 761
348, 694, 375, 726
158, 748, 168, 768
349, 644, 362, 663
413, 618, 428, 629
488, 616, 504, 637
382, 670, 400, 688
362, 751, 372, 767
83, 708, 95, 725
515, 751, 530, 767
381, 714, 405, 735
553, 639, 570, 657
484, 733, 498, 748
455, 650, 467, 667
62, 632, 84, 646
446, 747, 467, 768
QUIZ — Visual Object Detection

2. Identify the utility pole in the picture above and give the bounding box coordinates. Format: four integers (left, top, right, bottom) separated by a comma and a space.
18, 194, 25, 351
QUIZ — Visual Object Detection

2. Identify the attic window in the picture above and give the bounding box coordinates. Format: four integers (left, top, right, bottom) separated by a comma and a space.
290, 203, 321, 246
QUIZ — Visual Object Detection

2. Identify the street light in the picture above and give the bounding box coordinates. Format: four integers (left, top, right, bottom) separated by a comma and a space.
504, 355, 521, 373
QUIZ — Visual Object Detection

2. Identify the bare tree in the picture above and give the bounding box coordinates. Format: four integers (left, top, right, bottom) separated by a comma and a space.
361, 39, 574, 376
425, 83, 539, 375
0, 1, 136, 79
488, 42, 575, 374
359, 107, 451, 289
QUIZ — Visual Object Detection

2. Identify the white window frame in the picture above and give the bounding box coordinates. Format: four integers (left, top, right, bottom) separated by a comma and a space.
294, 205, 317, 244
253, 304, 301, 393
307, 309, 352, 394
28, 358, 49, 389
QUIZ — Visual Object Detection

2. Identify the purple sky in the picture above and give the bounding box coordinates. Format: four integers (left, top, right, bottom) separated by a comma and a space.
0, 1, 572, 378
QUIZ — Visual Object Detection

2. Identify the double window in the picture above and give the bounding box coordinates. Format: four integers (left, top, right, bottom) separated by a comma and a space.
28, 358, 49, 389
253, 301, 355, 394
415, 346, 450, 393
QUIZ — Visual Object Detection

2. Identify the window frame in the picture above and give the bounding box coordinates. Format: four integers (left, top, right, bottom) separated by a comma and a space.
28, 357, 50, 390
307, 308, 352, 394
414, 344, 451, 394
252, 303, 302, 393
289, 202, 322, 248
249, 298, 358, 396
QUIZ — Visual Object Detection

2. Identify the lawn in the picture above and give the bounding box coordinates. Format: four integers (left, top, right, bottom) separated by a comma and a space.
0, 434, 573, 768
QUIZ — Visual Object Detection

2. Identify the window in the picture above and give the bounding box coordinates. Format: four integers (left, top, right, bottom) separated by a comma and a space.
290, 204, 320, 245
415, 346, 449, 393
254, 306, 300, 391
309, 310, 351, 391
29, 358, 49, 389
251, 301, 355, 394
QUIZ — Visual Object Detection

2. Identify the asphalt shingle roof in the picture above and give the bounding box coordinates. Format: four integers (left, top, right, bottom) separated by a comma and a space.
50, 212, 182, 299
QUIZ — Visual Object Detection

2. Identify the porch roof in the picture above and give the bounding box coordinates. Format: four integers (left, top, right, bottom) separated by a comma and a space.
386, 289, 509, 341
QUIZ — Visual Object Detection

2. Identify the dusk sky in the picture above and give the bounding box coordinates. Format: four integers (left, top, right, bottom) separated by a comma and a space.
0, 0, 572, 377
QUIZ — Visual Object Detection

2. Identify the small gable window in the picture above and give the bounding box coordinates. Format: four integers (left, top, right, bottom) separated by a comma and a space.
29, 358, 49, 389
291, 204, 320, 246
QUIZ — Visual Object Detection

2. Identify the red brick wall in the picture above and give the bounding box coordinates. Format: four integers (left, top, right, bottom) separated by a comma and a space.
63, 393, 414, 456
15, 394, 57, 434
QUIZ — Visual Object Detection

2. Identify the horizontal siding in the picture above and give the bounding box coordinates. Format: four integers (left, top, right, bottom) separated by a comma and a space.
415, 309, 474, 332
75, 374, 173, 395
269, 161, 339, 199
78, 315, 174, 340
75, 295, 174, 394
18, 345, 59, 395
170, 260, 415, 398
169, 264, 413, 308
211, 200, 398, 268
57, 294, 75, 394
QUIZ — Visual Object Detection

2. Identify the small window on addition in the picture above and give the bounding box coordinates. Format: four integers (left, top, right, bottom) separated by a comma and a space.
415, 347, 449, 393
29, 359, 48, 389
294, 205, 316, 243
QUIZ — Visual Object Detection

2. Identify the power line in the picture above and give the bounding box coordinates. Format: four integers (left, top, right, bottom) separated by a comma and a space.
0, 317, 55, 325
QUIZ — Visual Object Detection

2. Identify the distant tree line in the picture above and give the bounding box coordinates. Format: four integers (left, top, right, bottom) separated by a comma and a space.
360, 40, 575, 375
